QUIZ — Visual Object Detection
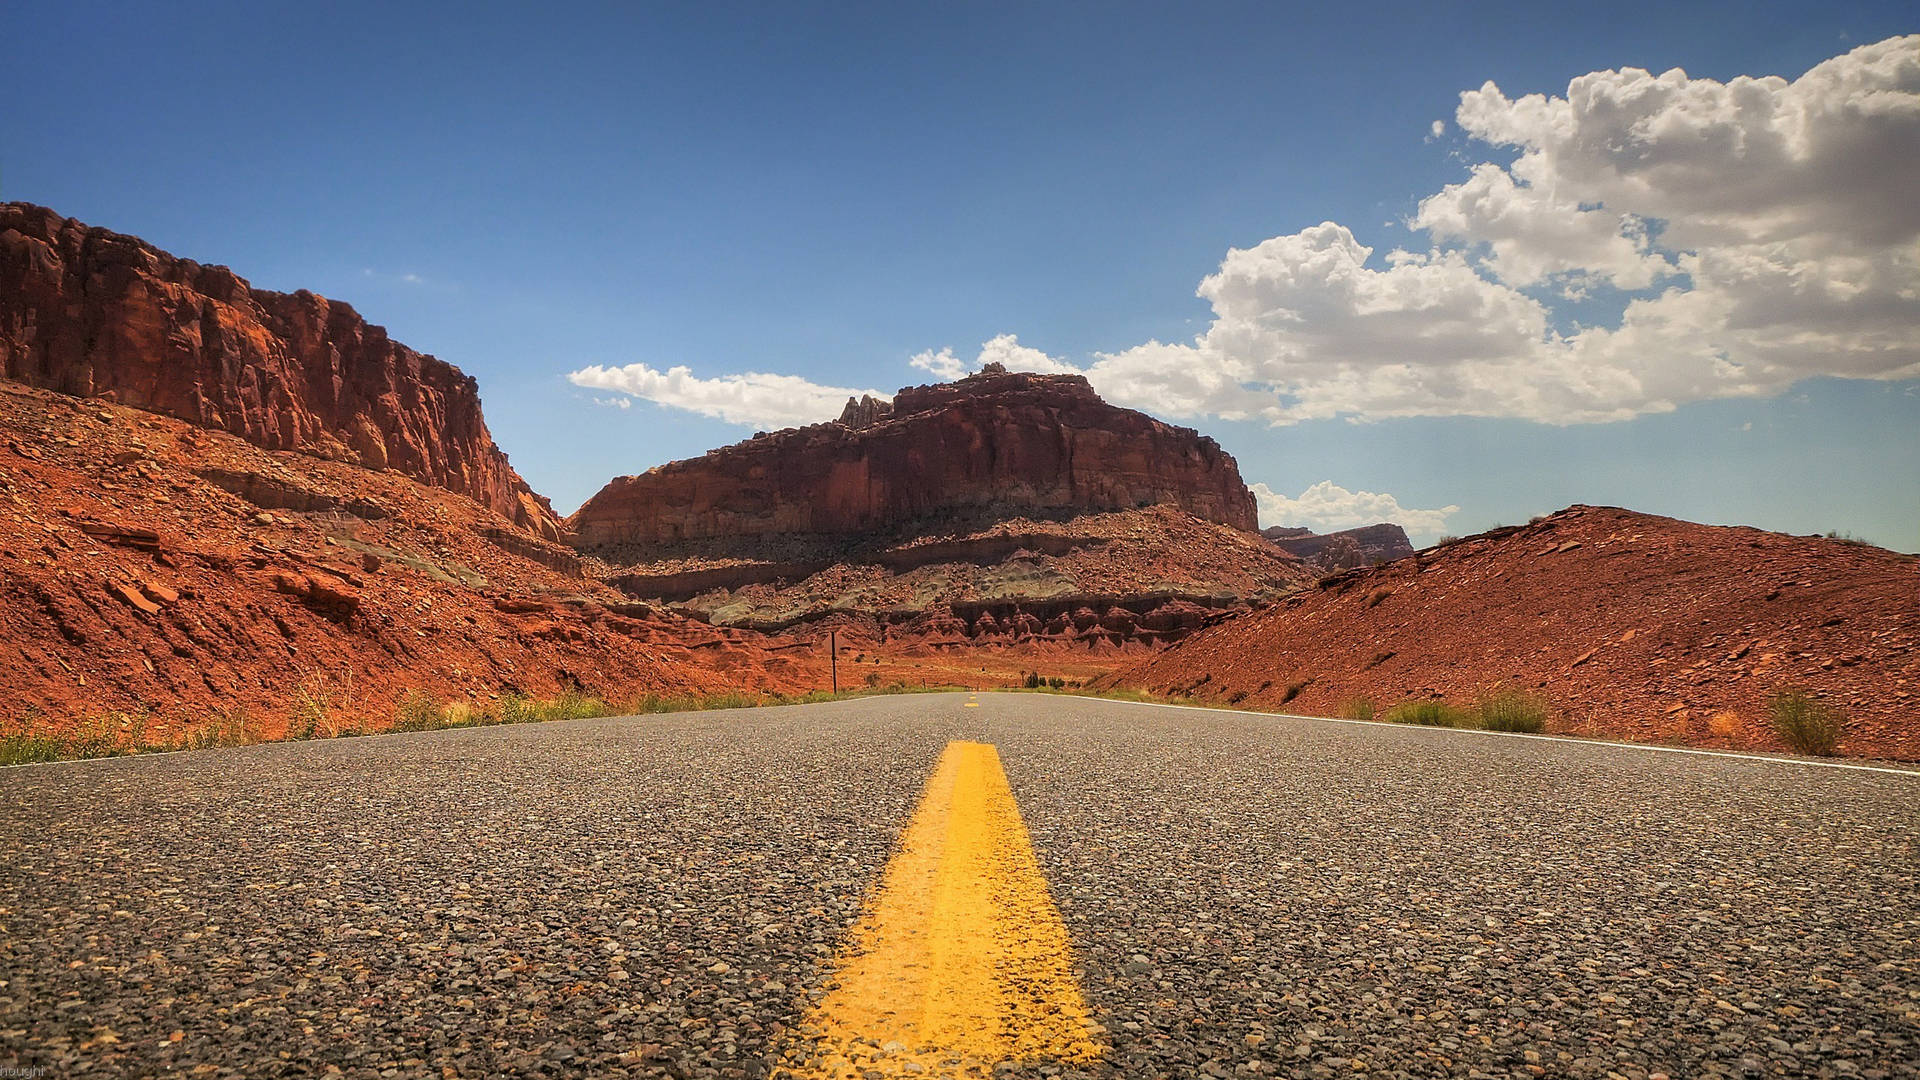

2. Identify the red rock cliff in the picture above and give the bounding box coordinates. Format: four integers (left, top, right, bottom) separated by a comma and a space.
570, 364, 1260, 547
0, 203, 561, 540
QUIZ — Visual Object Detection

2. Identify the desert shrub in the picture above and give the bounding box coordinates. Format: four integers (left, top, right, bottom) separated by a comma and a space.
701, 692, 757, 711
1279, 677, 1313, 705
1769, 690, 1844, 756
1226, 689, 1248, 705
489, 692, 531, 725
1048, 677, 1064, 689
0, 707, 63, 765
865, 672, 883, 687
547, 688, 611, 721
1384, 700, 1465, 727
289, 681, 331, 740
180, 707, 260, 750
394, 690, 448, 731
1023, 671, 1042, 689
1478, 691, 1549, 733
1342, 697, 1377, 722
65, 712, 137, 758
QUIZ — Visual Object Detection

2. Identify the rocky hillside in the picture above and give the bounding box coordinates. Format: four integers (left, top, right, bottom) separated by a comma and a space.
571, 365, 1300, 644
0, 203, 562, 540
600, 505, 1309, 644
569, 364, 1258, 547
0, 380, 803, 735
1263, 523, 1415, 568
1111, 506, 1919, 759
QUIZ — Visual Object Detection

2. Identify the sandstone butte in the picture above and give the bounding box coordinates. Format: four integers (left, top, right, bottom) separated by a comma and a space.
567, 364, 1260, 548
0, 202, 563, 542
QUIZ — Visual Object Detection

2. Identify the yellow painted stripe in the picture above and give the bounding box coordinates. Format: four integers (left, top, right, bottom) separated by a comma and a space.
781, 741, 1103, 1079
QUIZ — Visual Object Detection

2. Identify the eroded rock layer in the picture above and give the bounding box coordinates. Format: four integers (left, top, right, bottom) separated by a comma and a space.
1264, 523, 1416, 568
569, 365, 1259, 547
0, 203, 561, 540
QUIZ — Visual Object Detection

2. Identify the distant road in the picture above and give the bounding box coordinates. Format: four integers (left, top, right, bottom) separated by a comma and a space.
3, 693, 1915, 1078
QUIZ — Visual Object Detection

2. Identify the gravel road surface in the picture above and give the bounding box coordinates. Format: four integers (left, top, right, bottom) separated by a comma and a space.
2, 693, 1915, 1078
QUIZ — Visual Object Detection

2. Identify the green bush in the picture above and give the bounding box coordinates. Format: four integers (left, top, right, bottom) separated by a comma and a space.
1341, 697, 1377, 722
1769, 690, 1844, 756
1023, 671, 1042, 689
1478, 691, 1550, 733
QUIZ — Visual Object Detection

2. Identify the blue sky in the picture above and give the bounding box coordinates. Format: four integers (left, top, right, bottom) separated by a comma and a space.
5, 2, 1916, 548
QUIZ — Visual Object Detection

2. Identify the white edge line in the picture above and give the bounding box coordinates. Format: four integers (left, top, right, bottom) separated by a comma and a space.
981, 692, 1920, 779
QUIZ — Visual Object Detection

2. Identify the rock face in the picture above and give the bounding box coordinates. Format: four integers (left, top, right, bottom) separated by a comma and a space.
0, 203, 562, 540
1263, 523, 1415, 568
571, 364, 1259, 548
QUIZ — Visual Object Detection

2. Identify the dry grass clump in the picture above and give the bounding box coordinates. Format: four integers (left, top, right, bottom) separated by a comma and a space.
1477, 691, 1550, 733
0, 706, 263, 765
1768, 690, 1844, 756
1382, 700, 1470, 727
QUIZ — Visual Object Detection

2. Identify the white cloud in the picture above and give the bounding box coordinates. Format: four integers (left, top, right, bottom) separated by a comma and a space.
974, 333, 1086, 375
566, 363, 886, 429
908, 347, 969, 381
909, 334, 1087, 382
592, 396, 632, 409
566, 36, 1920, 431
1250, 481, 1460, 539
1428, 119, 1445, 139
1414, 163, 1673, 289
1071, 36, 1920, 426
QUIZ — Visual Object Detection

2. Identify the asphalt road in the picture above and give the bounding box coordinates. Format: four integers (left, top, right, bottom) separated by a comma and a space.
2, 693, 1915, 1079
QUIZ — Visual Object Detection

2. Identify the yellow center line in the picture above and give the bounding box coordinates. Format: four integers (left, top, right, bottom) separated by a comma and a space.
780, 741, 1104, 1079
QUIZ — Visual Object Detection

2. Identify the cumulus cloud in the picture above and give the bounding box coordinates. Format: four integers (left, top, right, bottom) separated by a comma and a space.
910, 334, 1087, 382
567, 363, 886, 429
908, 346, 969, 381
1079, 35, 1920, 425
575, 37, 1919, 431
1250, 481, 1461, 538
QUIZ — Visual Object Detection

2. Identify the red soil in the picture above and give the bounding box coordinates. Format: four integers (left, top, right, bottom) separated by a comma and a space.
1107, 506, 1920, 760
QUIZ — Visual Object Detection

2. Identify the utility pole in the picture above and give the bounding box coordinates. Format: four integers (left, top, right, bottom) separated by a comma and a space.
829, 630, 838, 695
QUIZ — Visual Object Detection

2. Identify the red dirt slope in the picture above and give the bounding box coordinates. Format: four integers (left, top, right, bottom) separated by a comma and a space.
1107, 506, 1919, 759
0, 381, 800, 739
